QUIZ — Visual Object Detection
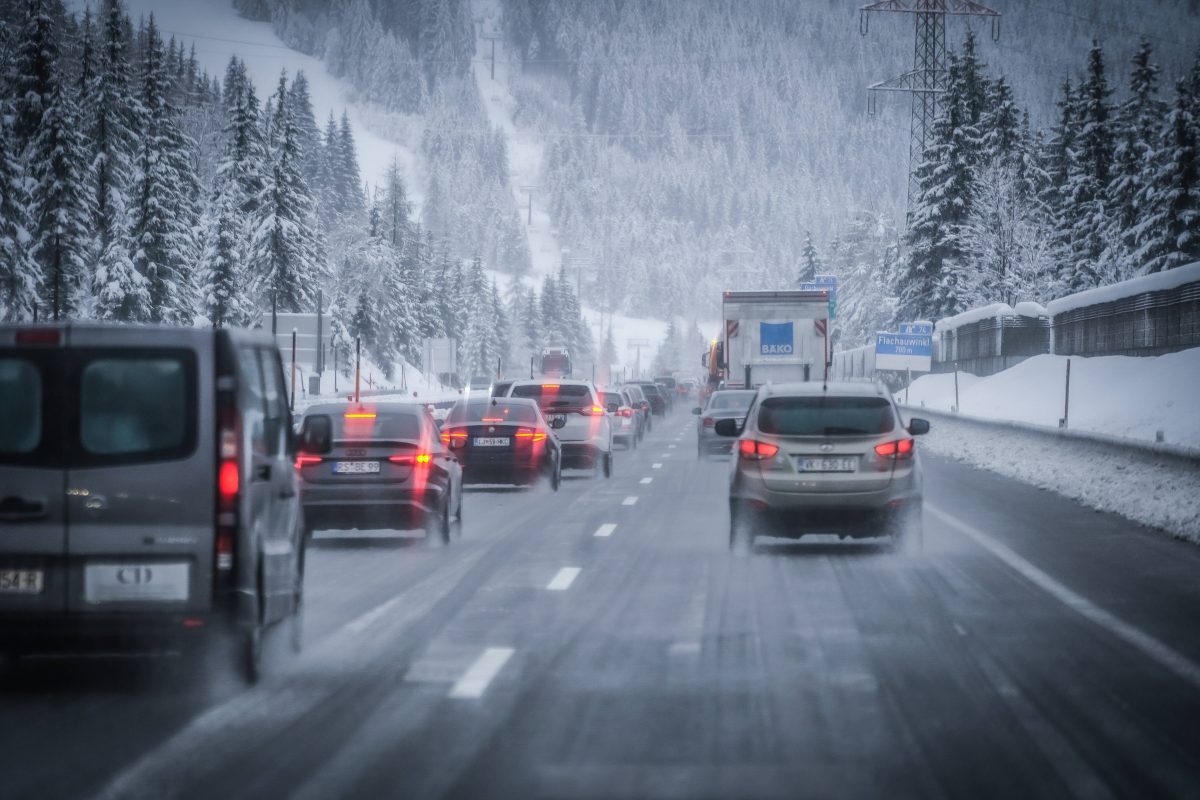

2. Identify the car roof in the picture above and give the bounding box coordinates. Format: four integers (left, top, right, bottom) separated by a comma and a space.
302, 401, 426, 416
755, 381, 891, 399
711, 388, 757, 395
458, 396, 538, 407
508, 378, 593, 387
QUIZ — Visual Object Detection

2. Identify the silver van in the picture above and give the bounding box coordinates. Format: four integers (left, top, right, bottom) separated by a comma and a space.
0, 323, 306, 683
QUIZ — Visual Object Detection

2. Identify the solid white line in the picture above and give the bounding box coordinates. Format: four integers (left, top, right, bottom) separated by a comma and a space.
622, 496, 638, 506
640, 477, 653, 484
928, 504, 1200, 692
448, 647, 515, 699
594, 523, 617, 538
546, 567, 582, 591
652, 463, 663, 469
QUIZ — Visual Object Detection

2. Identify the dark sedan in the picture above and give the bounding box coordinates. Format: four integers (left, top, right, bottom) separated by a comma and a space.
693, 389, 756, 458
295, 403, 463, 544
633, 381, 668, 416
439, 398, 563, 489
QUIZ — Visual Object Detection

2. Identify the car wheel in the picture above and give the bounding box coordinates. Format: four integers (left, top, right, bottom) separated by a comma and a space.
438, 501, 452, 545
241, 623, 263, 685
450, 497, 464, 539
289, 547, 306, 655
603, 451, 613, 479
550, 459, 561, 492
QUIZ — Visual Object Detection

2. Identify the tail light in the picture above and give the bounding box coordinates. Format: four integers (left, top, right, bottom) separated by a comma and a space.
441, 429, 468, 448
617, 408, 633, 417
15, 329, 61, 345
702, 417, 715, 428
579, 405, 606, 416
515, 428, 548, 443
874, 439, 915, 460
215, 401, 239, 579
738, 439, 779, 461
389, 453, 432, 464
294, 454, 322, 469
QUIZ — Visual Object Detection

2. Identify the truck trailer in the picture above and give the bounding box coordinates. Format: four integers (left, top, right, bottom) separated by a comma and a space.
719, 290, 830, 389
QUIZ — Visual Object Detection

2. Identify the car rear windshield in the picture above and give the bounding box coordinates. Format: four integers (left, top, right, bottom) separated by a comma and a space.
447, 401, 538, 425
332, 409, 423, 440
600, 392, 623, 409
708, 392, 755, 411
77, 353, 197, 464
757, 396, 895, 436
512, 384, 590, 401
0, 358, 41, 456
638, 384, 662, 396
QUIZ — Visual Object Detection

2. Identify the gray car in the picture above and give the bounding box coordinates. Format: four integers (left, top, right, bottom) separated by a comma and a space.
0, 323, 306, 683
714, 382, 930, 551
692, 389, 756, 458
505, 379, 614, 476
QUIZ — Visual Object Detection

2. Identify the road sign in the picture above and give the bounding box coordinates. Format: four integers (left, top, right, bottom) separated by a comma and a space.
798, 274, 838, 319
874, 331, 932, 372
899, 322, 934, 335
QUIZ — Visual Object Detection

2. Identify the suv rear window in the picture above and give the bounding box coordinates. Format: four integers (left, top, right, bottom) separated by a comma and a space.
708, 392, 755, 411
511, 384, 590, 401
447, 401, 538, 425
757, 396, 895, 436
79, 356, 193, 459
332, 409, 423, 440
0, 358, 40, 455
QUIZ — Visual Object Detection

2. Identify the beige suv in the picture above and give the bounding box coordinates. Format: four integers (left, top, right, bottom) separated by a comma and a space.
714, 382, 929, 551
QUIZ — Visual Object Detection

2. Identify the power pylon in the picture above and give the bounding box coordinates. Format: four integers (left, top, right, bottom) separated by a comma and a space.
860, 0, 1000, 217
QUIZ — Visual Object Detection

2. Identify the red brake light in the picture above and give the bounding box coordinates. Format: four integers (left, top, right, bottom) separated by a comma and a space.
874, 439, 915, 459
702, 417, 715, 428
218, 460, 240, 496
389, 453, 432, 464
15, 329, 60, 345
294, 455, 322, 469
543, 384, 560, 389
481, 417, 504, 423
618, 408, 632, 417
738, 439, 779, 461
515, 428, 547, 443
344, 412, 376, 419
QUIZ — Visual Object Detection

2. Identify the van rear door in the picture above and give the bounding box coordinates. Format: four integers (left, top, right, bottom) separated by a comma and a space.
63, 335, 215, 614
0, 338, 67, 614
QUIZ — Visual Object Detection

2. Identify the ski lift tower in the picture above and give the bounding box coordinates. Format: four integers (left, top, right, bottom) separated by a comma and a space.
860, 0, 1000, 219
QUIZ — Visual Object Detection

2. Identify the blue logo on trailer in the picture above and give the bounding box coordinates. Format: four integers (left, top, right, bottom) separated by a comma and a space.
760, 322, 794, 355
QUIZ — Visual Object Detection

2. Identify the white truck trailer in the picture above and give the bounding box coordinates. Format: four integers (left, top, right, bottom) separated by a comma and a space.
720, 290, 830, 389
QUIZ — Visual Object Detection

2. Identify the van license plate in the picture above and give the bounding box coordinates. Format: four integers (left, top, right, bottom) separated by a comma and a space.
797, 457, 857, 473
474, 437, 510, 446
85, 563, 188, 604
0, 569, 43, 594
333, 460, 380, 474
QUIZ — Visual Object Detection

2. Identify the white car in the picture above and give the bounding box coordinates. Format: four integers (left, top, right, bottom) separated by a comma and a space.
503, 379, 614, 477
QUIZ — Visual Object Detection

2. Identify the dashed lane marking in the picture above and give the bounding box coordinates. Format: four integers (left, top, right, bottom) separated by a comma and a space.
652, 463, 663, 469
594, 523, 617, 538
928, 504, 1200, 692
669, 444, 677, 448
640, 477, 653, 484
546, 567, 582, 591
448, 647, 515, 699
622, 496, 639, 506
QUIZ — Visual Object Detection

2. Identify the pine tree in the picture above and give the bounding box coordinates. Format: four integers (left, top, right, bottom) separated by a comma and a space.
1133, 78, 1200, 273
13, 0, 60, 151
381, 157, 411, 247
797, 231, 821, 282
286, 71, 322, 188
490, 280, 511, 375
0, 110, 38, 321
335, 110, 364, 216
89, 0, 139, 253
199, 184, 247, 327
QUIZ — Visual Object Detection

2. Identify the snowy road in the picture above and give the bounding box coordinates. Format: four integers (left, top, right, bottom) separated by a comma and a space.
4, 410, 1200, 798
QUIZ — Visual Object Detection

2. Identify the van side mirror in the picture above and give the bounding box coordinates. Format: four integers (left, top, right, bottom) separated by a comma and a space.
907, 417, 931, 436
300, 415, 332, 453
714, 418, 741, 437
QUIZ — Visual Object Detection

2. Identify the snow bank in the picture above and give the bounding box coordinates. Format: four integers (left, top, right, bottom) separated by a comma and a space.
901, 350, 1200, 448
1046, 261, 1200, 316
917, 414, 1200, 544
1012, 301, 1047, 317
934, 302, 1012, 333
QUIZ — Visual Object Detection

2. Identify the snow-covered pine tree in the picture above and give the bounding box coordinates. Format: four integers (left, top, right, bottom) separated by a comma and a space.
1133, 77, 1200, 274
129, 16, 196, 324
12, 0, 59, 151
381, 157, 411, 248
89, 0, 138, 254
335, 110, 364, 216
0, 109, 38, 321
220, 57, 270, 220
490, 280, 511, 376
286, 71, 322, 189
198, 183, 247, 327
797, 231, 821, 282
459, 256, 495, 377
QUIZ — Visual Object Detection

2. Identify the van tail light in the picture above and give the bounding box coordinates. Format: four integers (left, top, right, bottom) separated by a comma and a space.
215, 401, 239, 581
874, 439, 915, 460
702, 416, 715, 428
738, 439, 779, 461
441, 429, 467, 448
515, 428, 547, 443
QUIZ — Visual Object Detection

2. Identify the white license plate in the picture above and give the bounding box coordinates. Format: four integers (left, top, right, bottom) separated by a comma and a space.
84, 563, 188, 604
473, 437, 510, 447
333, 460, 381, 474
0, 569, 43, 594
797, 457, 858, 473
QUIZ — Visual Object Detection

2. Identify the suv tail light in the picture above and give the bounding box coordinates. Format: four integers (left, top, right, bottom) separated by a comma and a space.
702, 416, 715, 428
738, 439, 779, 461
874, 439, 915, 460
15, 328, 61, 345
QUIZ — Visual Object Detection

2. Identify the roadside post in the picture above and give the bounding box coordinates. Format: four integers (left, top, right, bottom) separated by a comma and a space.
290, 330, 297, 411
1060, 358, 1071, 429
355, 337, 361, 403
954, 362, 959, 413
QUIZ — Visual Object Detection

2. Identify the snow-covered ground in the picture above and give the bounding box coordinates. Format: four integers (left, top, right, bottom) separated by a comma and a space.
71, 0, 416, 192
916, 413, 1200, 544
901, 350, 1200, 448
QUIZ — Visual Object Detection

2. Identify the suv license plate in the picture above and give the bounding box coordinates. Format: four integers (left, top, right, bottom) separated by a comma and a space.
474, 437, 510, 446
0, 569, 43, 594
797, 457, 857, 473
334, 460, 380, 474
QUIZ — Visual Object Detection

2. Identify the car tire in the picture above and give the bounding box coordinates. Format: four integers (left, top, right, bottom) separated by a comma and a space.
450, 496, 464, 539
289, 545, 306, 655
241, 623, 263, 685
603, 451, 613, 479
550, 459, 561, 492
438, 501, 452, 545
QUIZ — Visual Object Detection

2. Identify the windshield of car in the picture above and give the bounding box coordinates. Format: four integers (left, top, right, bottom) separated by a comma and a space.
447, 400, 539, 425
756, 396, 895, 436
707, 392, 755, 411
329, 408, 424, 440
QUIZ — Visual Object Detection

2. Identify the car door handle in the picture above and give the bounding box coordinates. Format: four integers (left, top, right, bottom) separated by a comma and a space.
254, 464, 272, 481
0, 496, 47, 522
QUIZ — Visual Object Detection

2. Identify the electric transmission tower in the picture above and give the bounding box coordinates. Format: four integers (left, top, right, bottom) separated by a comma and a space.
860, 0, 1001, 217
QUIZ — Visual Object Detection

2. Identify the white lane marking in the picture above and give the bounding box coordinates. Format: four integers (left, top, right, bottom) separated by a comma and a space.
669, 444, 677, 449
652, 463, 663, 469
928, 504, 1200, 691
448, 647, 515, 699
661, 452, 671, 457
622, 496, 639, 506
546, 567, 582, 591
347, 594, 405, 634
594, 523, 617, 538
640, 477, 653, 484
